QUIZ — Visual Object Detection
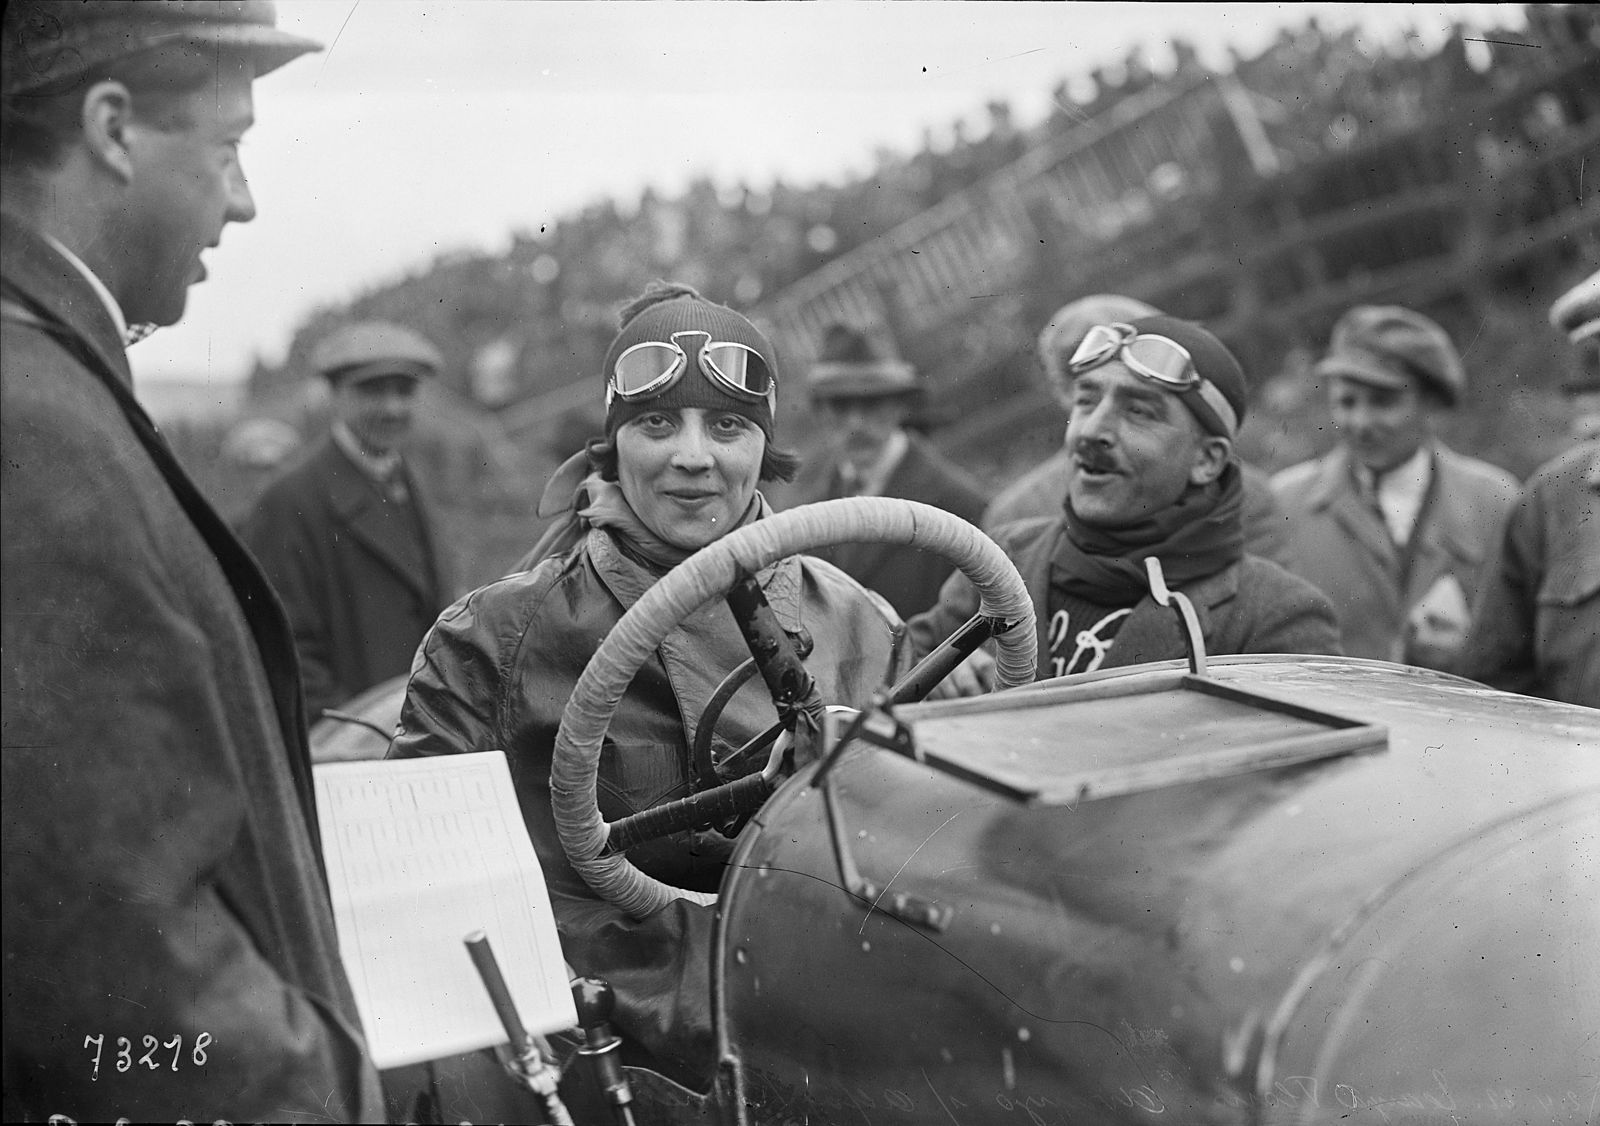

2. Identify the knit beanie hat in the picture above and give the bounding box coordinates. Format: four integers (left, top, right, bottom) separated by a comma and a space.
1123, 315, 1249, 437
602, 283, 778, 440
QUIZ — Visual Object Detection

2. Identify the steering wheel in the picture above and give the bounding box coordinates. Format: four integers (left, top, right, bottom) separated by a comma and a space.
550, 497, 1036, 920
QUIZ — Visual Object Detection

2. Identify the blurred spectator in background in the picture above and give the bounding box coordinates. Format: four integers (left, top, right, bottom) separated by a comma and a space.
240, 321, 454, 719
778, 323, 989, 617
1455, 271, 1599, 708
984, 293, 1294, 566
1, 2, 381, 1120
911, 317, 1338, 694
1273, 306, 1519, 670
221, 415, 301, 509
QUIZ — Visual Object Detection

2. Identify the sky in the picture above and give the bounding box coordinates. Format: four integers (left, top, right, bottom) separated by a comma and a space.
127, 1, 1522, 388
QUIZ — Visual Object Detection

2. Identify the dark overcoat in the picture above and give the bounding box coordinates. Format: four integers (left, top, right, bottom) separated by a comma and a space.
1, 213, 382, 1123
239, 435, 451, 718
778, 434, 990, 618
907, 515, 1342, 675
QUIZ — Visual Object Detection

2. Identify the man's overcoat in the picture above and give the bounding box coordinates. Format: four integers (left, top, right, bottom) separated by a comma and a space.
1, 213, 382, 1123
907, 515, 1342, 673
239, 435, 451, 718
1272, 442, 1519, 665
780, 434, 989, 618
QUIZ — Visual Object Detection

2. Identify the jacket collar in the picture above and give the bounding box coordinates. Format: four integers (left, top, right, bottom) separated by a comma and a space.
1, 210, 132, 394
1301, 444, 1401, 566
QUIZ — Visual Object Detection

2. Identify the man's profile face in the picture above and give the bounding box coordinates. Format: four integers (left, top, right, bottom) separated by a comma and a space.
1329, 374, 1432, 474
1064, 361, 1214, 528
817, 393, 911, 470
119, 62, 257, 326
331, 374, 420, 458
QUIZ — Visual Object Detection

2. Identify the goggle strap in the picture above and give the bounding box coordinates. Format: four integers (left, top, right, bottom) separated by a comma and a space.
1189, 378, 1239, 438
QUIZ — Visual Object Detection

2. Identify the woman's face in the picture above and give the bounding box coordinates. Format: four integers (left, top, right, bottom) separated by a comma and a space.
615, 407, 765, 551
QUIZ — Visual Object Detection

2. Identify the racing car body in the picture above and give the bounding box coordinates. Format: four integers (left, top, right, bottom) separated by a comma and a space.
711, 655, 1598, 1125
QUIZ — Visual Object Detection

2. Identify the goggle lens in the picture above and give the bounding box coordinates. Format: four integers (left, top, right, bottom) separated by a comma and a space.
1122, 335, 1196, 387
1067, 322, 1197, 388
1066, 323, 1127, 375
702, 343, 775, 398
612, 341, 684, 398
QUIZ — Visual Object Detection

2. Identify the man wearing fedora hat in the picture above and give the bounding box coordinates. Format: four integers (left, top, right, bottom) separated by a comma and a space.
1, 2, 381, 1120
1455, 272, 1599, 708
909, 316, 1338, 692
779, 323, 989, 617
1273, 306, 1520, 670
240, 320, 455, 720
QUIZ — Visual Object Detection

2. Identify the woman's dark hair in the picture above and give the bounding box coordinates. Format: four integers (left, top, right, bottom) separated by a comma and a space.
2, 42, 231, 173
584, 434, 801, 484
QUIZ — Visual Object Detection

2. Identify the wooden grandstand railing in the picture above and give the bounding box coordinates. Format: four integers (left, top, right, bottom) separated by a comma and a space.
749, 36, 1599, 470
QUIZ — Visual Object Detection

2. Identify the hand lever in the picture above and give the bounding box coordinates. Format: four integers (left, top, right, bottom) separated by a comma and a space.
464, 932, 574, 1125
572, 976, 638, 1126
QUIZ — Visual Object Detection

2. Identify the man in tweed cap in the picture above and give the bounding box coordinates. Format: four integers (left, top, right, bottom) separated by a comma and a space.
3, 3, 384, 1120
1273, 306, 1520, 671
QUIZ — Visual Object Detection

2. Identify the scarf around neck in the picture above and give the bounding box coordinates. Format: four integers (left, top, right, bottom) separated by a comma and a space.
521, 448, 767, 571
1050, 460, 1245, 602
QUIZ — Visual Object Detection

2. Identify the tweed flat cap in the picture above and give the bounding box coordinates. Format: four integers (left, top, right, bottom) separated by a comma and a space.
1315, 305, 1465, 406
313, 322, 442, 384
3, 1, 320, 96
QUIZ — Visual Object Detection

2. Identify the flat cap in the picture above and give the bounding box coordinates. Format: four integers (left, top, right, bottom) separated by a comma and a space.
312, 321, 443, 384
3, 1, 320, 97
808, 324, 920, 401
1315, 305, 1464, 406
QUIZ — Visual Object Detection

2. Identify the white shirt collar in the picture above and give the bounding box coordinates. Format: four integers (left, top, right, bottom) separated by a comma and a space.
332, 419, 403, 484
1362, 444, 1433, 546
42, 233, 128, 341
840, 429, 910, 497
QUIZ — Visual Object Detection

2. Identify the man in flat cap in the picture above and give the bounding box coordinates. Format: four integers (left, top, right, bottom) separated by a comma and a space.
984, 293, 1294, 567
909, 317, 1338, 692
778, 323, 989, 617
1273, 306, 1519, 670
1, 3, 382, 1122
1455, 272, 1600, 708
241, 321, 455, 720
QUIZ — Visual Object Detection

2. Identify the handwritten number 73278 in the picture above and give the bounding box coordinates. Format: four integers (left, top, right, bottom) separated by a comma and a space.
83, 1033, 211, 1080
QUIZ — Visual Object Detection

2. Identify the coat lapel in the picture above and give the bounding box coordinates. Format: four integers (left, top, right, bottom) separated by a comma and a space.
320, 441, 433, 600
1307, 447, 1399, 576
